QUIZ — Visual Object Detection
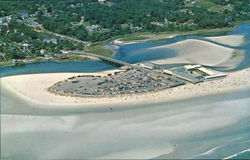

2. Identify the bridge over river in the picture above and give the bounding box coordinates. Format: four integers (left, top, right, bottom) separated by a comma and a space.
69, 51, 133, 67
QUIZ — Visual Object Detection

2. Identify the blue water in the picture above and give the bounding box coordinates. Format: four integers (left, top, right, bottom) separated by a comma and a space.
1, 24, 250, 77
0, 60, 116, 77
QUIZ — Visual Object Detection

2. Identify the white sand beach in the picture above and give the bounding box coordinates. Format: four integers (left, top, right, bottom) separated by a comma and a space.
113, 34, 176, 45
1, 68, 250, 107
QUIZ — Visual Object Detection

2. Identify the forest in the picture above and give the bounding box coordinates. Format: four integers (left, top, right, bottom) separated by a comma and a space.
0, 0, 250, 61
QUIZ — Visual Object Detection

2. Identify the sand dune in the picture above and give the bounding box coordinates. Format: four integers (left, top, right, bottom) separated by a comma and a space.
151, 39, 244, 69
205, 35, 246, 47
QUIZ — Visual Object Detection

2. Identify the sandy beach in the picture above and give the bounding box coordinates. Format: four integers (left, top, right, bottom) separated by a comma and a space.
113, 34, 176, 45
1, 67, 250, 107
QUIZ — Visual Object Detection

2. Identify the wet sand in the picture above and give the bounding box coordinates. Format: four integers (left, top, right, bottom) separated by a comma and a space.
1, 89, 250, 159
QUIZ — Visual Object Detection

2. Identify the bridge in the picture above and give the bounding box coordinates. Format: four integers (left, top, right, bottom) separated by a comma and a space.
69, 51, 132, 67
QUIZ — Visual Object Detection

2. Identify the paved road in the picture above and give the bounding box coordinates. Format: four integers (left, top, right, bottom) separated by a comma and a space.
69, 51, 132, 67
26, 19, 90, 45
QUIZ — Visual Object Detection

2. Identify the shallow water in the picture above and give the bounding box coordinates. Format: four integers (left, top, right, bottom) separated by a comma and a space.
1, 88, 250, 159
0, 60, 116, 77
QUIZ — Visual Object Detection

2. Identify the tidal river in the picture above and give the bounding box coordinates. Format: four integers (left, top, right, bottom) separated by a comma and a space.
1, 24, 250, 159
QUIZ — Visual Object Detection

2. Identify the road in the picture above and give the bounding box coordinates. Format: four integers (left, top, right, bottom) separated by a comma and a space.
69, 51, 132, 67
26, 18, 91, 46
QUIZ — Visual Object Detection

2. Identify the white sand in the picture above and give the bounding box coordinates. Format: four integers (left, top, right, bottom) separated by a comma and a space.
1, 68, 250, 108
205, 35, 246, 46
113, 34, 175, 45
151, 39, 244, 69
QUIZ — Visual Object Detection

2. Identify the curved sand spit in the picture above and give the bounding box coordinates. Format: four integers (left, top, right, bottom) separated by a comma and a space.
151, 39, 244, 69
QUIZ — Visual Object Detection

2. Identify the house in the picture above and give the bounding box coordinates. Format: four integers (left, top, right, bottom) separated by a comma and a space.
80, 16, 85, 22
138, 62, 155, 70
86, 25, 101, 32
0, 17, 7, 24
40, 49, 46, 55
130, 26, 142, 32
11, 59, 18, 65
61, 50, 69, 54
21, 13, 29, 20
22, 43, 30, 50
55, 53, 69, 59
68, 3, 82, 9
43, 38, 58, 44
106, 1, 116, 7
45, 54, 53, 60
98, 0, 106, 4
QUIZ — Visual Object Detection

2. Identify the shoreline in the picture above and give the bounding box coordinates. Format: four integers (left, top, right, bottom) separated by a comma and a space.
1, 68, 250, 108
113, 26, 237, 45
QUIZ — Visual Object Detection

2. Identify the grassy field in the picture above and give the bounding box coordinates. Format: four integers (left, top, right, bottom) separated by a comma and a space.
54, 54, 90, 62
145, 38, 172, 43
0, 60, 12, 67
84, 45, 114, 57
120, 36, 149, 42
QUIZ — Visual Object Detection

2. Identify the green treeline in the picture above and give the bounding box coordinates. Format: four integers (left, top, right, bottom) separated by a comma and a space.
1, 0, 250, 42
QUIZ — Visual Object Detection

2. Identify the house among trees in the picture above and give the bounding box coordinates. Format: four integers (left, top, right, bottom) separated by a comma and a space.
98, 0, 106, 4
0, 17, 7, 24
20, 13, 29, 20
86, 25, 101, 32
55, 53, 69, 59
80, 16, 85, 23
44, 54, 53, 60
40, 49, 46, 55
0, 16, 11, 24
11, 59, 18, 65
43, 38, 58, 44
97, 0, 116, 6
22, 43, 30, 50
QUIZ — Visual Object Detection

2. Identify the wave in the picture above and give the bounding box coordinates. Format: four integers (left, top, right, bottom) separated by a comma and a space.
223, 149, 250, 159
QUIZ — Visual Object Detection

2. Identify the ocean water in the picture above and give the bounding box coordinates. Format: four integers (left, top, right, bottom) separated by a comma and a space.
1, 88, 250, 159
228, 150, 250, 159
